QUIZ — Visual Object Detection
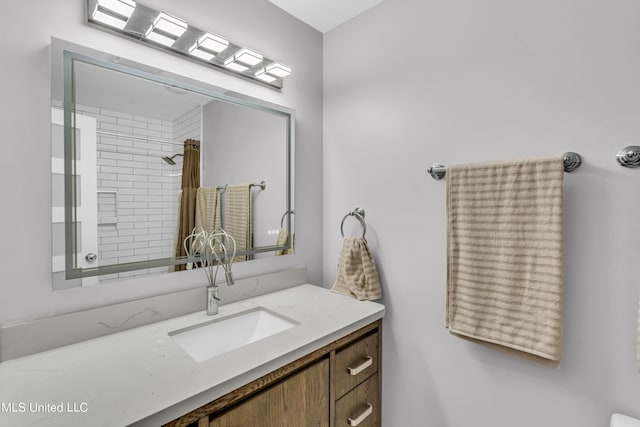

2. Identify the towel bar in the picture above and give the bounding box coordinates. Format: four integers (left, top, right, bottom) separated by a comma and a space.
340, 207, 366, 238
214, 181, 267, 191
427, 152, 582, 180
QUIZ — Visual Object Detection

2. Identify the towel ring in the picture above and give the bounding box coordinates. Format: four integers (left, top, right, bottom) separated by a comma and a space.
340, 207, 366, 238
280, 210, 295, 228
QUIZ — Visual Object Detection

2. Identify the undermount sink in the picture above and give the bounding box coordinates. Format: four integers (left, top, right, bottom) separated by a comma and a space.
169, 307, 299, 362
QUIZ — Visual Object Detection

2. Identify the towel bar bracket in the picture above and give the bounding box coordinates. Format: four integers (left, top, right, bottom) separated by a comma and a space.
562, 152, 582, 173
617, 146, 640, 168
427, 164, 447, 180
250, 180, 267, 190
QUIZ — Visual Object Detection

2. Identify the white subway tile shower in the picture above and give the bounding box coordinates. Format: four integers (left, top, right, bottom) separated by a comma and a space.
76, 104, 202, 283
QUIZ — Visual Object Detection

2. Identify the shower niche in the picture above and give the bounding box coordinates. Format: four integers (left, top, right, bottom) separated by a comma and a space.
50, 38, 294, 289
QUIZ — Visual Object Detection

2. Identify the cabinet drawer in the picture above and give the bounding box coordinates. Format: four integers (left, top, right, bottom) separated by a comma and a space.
335, 332, 378, 398
335, 373, 378, 427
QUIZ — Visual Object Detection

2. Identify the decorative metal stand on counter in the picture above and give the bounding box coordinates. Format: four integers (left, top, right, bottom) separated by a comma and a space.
340, 207, 366, 238
426, 152, 583, 180
183, 228, 237, 287
617, 146, 640, 168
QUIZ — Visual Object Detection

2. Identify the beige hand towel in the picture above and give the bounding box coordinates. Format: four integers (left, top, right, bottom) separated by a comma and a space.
195, 186, 221, 233
446, 156, 564, 364
275, 227, 294, 256
225, 184, 252, 262
331, 237, 382, 301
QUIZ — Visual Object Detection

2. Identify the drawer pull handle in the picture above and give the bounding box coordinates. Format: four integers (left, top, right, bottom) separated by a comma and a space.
347, 356, 373, 376
348, 402, 373, 426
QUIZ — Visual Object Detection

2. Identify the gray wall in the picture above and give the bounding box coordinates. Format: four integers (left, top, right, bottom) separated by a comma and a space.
5, 0, 640, 424
201, 100, 287, 249
323, 0, 640, 425
0, 0, 322, 323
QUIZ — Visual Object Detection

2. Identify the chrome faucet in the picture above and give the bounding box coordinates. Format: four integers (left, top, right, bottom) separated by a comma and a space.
207, 237, 234, 315
205, 258, 233, 316
206, 253, 234, 315
206, 285, 220, 315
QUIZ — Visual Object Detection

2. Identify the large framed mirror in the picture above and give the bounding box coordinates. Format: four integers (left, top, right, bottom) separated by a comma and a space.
51, 38, 294, 289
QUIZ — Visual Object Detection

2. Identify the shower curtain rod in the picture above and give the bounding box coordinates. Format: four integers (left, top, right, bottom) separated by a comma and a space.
96, 130, 184, 146
427, 152, 582, 180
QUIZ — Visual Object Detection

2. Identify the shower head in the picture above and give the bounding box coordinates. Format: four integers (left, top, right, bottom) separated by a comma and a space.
161, 153, 183, 165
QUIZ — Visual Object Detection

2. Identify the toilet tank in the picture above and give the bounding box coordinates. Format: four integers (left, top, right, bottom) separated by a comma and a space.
611, 414, 640, 427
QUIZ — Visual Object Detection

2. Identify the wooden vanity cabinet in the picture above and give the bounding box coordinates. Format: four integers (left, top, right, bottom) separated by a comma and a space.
164, 320, 382, 427
209, 358, 329, 427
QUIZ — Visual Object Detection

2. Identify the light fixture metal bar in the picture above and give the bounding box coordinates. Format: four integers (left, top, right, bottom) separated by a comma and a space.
85, 0, 289, 89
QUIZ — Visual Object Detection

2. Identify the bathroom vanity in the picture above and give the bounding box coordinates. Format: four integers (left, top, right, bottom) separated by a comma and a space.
32, 26, 383, 427
0, 284, 384, 426
166, 318, 381, 426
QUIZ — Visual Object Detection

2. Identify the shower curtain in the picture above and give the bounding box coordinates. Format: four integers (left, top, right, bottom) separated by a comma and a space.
174, 139, 200, 271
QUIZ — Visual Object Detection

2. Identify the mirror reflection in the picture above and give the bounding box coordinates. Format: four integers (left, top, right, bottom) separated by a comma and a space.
51, 40, 294, 289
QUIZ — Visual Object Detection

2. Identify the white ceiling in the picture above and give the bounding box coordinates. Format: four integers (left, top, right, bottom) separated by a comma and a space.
267, 0, 385, 33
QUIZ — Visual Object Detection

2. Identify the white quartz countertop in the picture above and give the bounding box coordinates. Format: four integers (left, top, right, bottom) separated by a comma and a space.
0, 284, 385, 426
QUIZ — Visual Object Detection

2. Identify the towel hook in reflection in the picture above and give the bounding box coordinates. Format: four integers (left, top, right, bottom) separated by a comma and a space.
340, 207, 366, 238
280, 210, 295, 228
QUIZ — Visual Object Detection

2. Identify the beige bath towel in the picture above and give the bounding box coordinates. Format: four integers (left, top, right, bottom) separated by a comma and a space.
224, 184, 252, 262
274, 228, 294, 256
446, 156, 564, 364
331, 237, 382, 301
195, 186, 221, 233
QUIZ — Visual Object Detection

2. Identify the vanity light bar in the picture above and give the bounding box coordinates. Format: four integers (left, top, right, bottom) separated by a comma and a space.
224, 48, 263, 72
233, 48, 263, 66
90, 0, 136, 30
189, 33, 229, 61
255, 68, 277, 83
265, 62, 291, 78
150, 12, 188, 37
145, 30, 177, 47
189, 46, 216, 61
224, 56, 249, 72
86, 0, 291, 89
197, 33, 229, 53
145, 12, 188, 47
255, 62, 291, 82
